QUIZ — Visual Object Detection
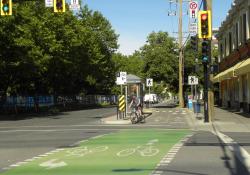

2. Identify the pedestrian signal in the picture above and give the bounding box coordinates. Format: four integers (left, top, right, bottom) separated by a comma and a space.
1, 0, 12, 16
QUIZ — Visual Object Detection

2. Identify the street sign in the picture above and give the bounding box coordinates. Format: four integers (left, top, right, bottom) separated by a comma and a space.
188, 76, 198, 85
45, 0, 53, 7
69, 0, 80, 10
146, 78, 153, 87
189, 22, 198, 35
116, 77, 125, 85
120, 72, 127, 83
116, 72, 127, 85
189, 1, 198, 19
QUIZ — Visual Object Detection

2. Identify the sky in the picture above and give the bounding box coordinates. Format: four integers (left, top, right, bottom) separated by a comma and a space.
82, 0, 233, 55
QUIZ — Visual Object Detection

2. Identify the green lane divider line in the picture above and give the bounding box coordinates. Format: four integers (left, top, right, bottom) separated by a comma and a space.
2, 130, 190, 175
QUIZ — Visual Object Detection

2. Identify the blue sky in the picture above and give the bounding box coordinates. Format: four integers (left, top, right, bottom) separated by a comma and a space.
82, 0, 233, 55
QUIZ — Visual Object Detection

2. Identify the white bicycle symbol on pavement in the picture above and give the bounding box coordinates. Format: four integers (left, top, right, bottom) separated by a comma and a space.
116, 139, 159, 157
66, 146, 109, 157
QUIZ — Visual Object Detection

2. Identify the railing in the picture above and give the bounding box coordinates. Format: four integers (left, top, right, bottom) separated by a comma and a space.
0, 95, 118, 114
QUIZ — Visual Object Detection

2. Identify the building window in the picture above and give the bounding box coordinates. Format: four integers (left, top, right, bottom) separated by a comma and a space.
235, 23, 239, 49
229, 32, 232, 54
243, 13, 247, 43
240, 16, 243, 45
224, 37, 227, 56
220, 43, 223, 60
249, 7, 250, 38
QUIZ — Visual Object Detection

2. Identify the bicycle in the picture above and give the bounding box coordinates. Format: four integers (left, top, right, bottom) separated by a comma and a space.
116, 140, 159, 157
130, 107, 138, 124
66, 146, 108, 157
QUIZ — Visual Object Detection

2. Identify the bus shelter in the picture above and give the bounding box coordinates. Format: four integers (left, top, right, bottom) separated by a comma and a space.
126, 74, 144, 110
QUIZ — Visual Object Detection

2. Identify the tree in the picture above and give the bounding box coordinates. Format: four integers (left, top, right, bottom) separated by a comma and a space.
140, 31, 179, 93
0, 2, 119, 97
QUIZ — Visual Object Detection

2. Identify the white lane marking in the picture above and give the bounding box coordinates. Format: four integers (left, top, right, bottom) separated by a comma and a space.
2, 167, 10, 170
91, 134, 106, 139
212, 131, 250, 170
16, 162, 27, 165
10, 164, 20, 167
151, 133, 193, 175
38, 154, 48, 157
155, 171, 163, 173
40, 159, 67, 169
0, 127, 189, 133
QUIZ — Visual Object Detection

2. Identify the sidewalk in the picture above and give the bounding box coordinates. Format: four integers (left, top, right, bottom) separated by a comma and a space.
182, 106, 250, 175
187, 106, 250, 132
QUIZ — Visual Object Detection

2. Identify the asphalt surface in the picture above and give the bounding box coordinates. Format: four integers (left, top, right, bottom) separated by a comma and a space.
157, 131, 249, 175
0, 103, 190, 171
1, 102, 250, 175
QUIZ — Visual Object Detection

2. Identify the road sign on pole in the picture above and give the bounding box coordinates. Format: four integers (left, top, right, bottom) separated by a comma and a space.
120, 72, 127, 84
146, 78, 153, 87
116, 72, 127, 85
189, 1, 198, 19
45, 0, 53, 7
188, 76, 198, 85
69, 0, 80, 10
189, 22, 198, 35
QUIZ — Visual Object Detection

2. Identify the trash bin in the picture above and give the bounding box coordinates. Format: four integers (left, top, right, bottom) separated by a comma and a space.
188, 99, 193, 109
193, 100, 201, 113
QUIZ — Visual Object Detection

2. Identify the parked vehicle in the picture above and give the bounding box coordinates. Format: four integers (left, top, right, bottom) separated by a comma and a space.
143, 94, 158, 104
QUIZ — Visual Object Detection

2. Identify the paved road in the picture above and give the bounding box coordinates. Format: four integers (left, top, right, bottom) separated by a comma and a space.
0, 104, 190, 172
2, 103, 250, 175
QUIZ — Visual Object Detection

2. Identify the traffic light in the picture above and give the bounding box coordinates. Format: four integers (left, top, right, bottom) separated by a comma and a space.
198, 11, 212, 39
201, 40, 209, 63
190, 36, 198, 51
0, 0, 12, 16
54, 0, 65, 13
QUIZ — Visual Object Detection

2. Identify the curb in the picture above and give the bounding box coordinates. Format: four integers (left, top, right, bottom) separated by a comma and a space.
100, 115, 131, 125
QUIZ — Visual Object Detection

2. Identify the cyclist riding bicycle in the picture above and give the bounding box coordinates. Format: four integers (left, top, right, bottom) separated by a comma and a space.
129, 95, 142, 117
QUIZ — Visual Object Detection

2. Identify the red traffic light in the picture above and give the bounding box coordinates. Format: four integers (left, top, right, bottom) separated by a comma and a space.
201, 14, 208, 21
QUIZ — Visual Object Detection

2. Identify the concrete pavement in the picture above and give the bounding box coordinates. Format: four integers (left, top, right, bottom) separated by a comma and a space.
155, 106, 250, 175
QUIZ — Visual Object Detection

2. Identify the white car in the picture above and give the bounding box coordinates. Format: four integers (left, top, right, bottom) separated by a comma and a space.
144, 94, 158, 104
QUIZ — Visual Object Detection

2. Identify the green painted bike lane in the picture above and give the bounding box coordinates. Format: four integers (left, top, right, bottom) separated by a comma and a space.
2, 130, 190, 175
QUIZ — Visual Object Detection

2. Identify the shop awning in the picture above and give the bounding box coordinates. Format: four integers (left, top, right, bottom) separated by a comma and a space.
212, 61, 244, 83
235, 58, 250, 76
212, 66, 235, 83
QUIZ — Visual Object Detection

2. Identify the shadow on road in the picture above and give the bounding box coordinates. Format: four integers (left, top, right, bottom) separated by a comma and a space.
212, 124, 250, 175
217, 106, 250, 119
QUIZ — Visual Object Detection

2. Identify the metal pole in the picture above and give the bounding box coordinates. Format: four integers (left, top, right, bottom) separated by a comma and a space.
191, 85, 194, 100
195, 84, 197, 100
149, 86, 151, 108
125, 85, 128, 117
202, 0, 214, 122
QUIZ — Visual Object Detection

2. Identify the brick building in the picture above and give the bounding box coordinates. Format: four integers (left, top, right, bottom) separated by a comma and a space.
213, 0, 250, 112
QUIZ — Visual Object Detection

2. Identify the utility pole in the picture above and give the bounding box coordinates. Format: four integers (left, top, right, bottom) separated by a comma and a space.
178, 0, 184, 108
203, 0, 214, 122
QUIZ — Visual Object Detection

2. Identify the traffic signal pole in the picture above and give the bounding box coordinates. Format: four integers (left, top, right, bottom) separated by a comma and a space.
203, 0, 214, 122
